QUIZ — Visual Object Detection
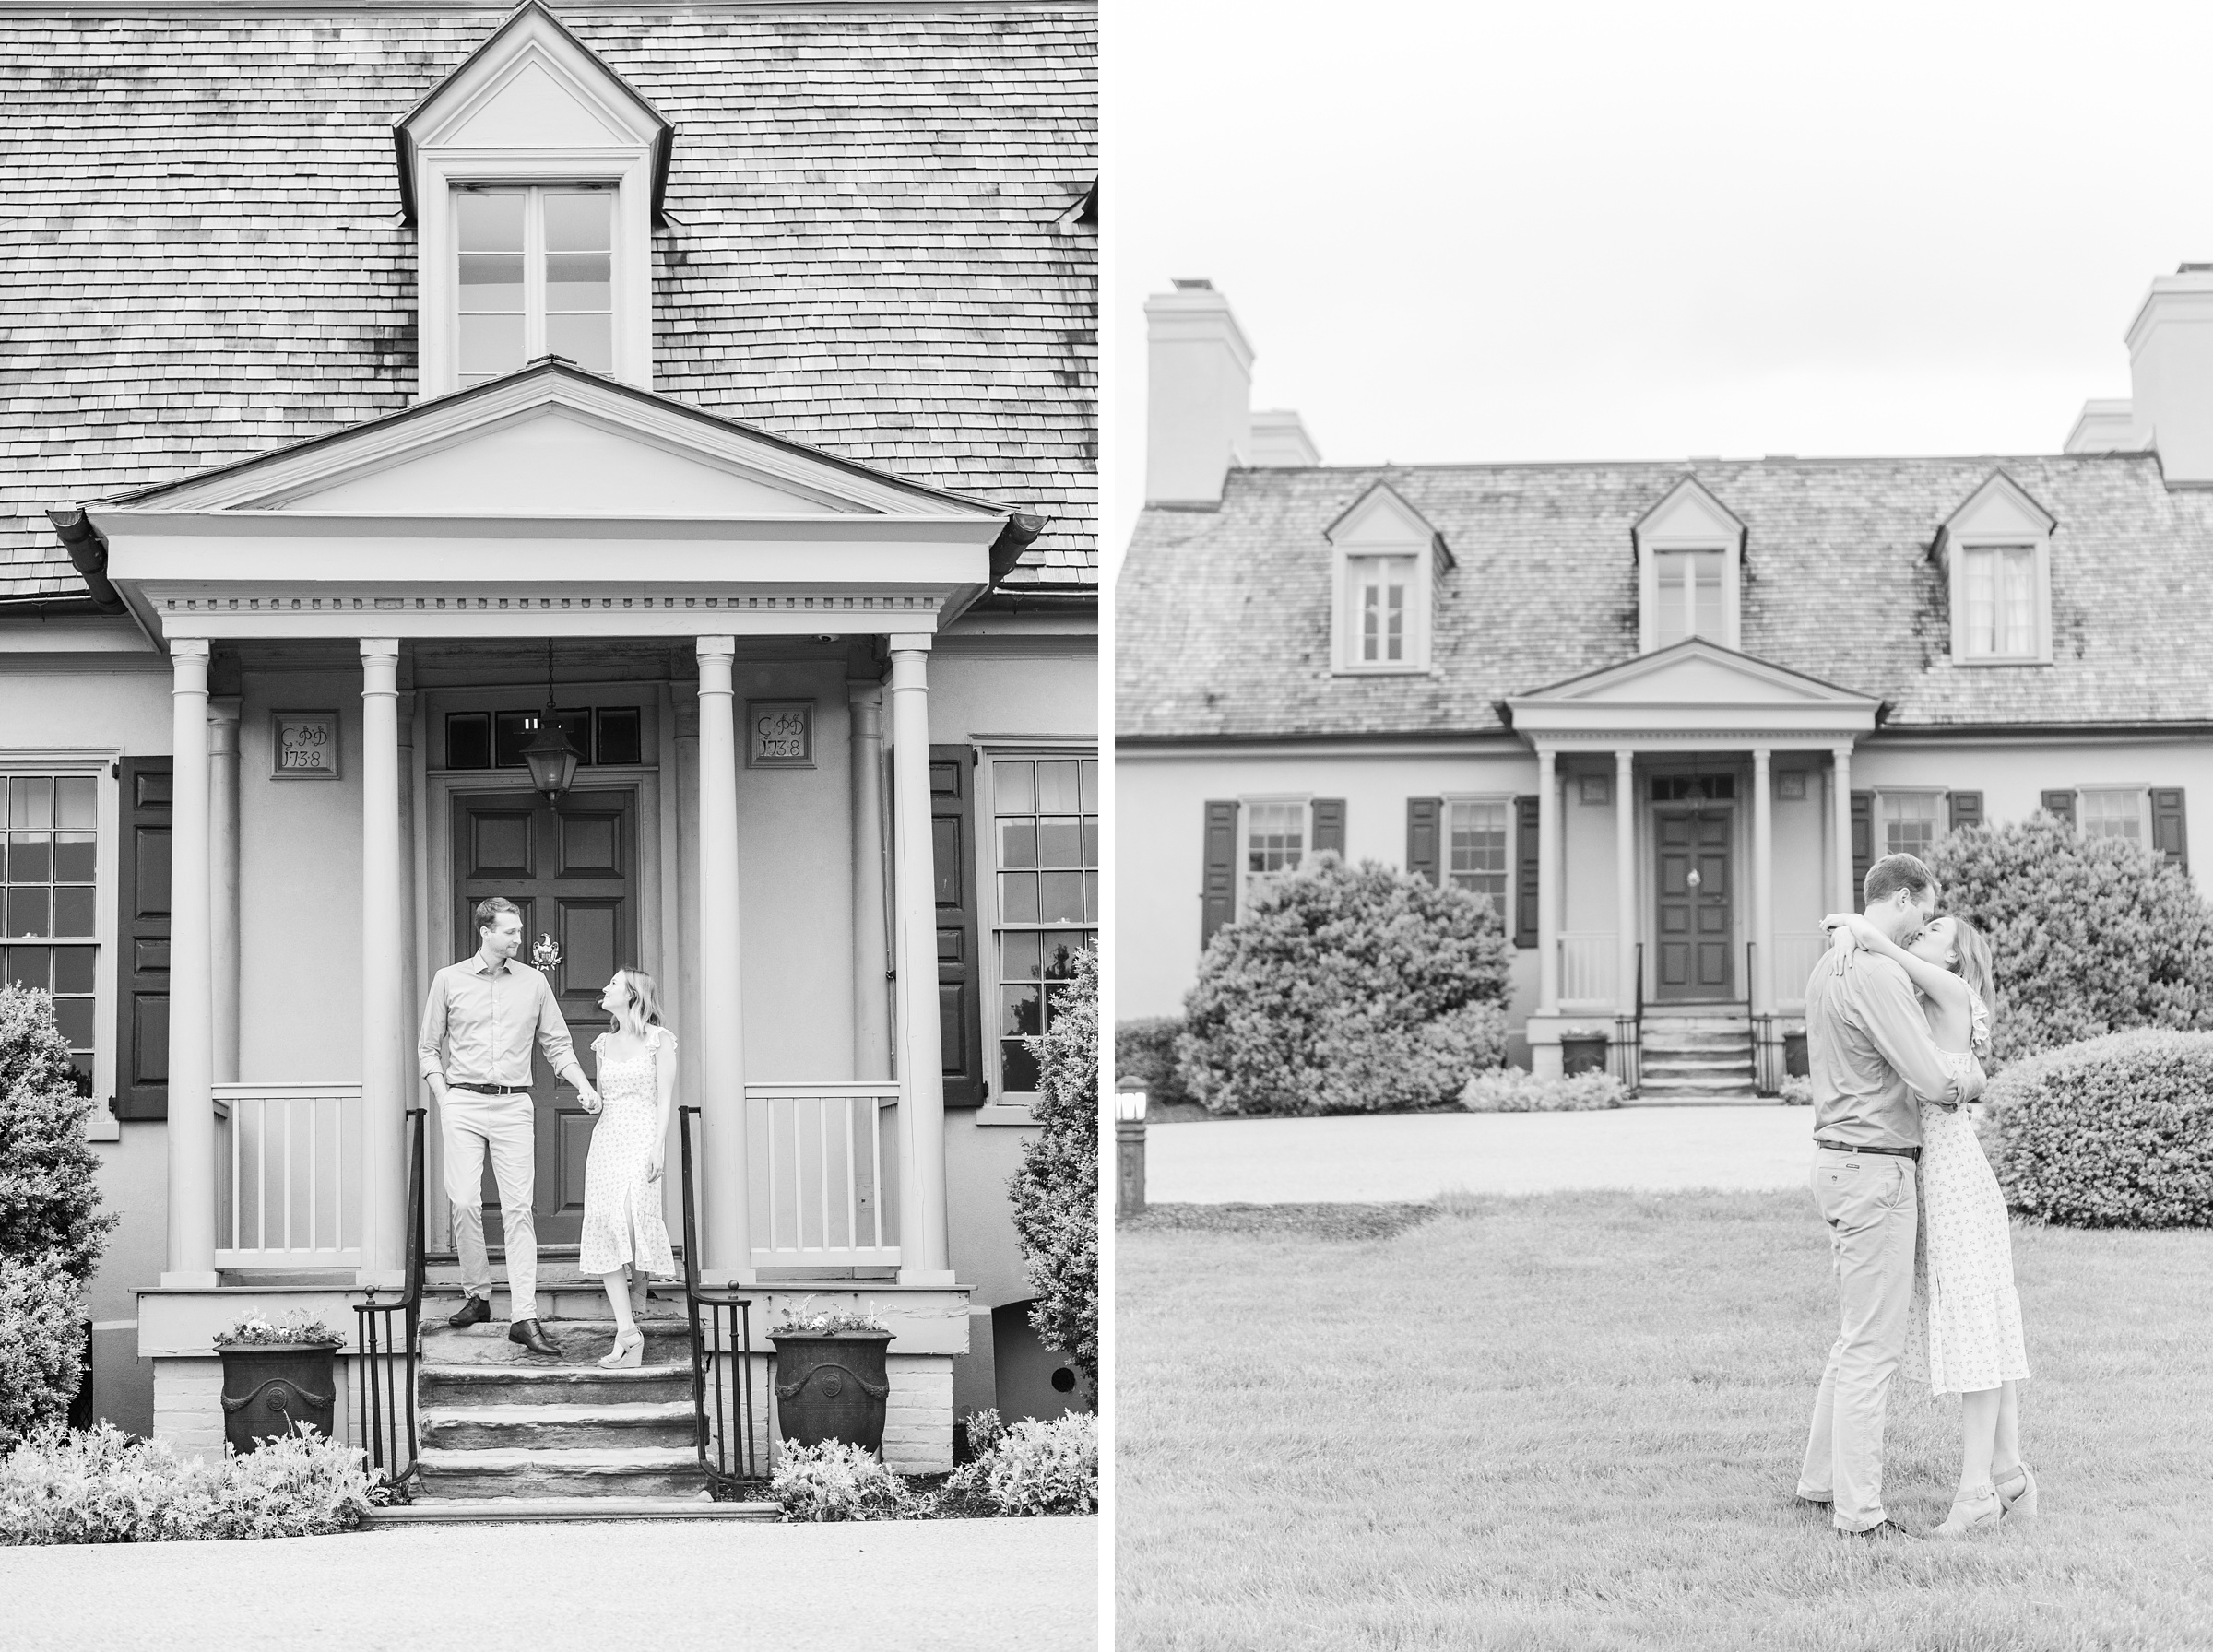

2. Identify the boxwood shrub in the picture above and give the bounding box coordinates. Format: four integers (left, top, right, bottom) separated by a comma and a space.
1113, 1016, 1195, 1109
1178, 856, 1510, 1115
1982, 1028, 2213, 1227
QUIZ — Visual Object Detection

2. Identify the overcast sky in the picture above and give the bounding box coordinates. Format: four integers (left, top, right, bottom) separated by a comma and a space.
1107, 0, 2213, 560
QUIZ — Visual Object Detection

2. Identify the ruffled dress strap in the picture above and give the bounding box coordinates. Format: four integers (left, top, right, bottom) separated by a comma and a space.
1968, 986, 1992, 1058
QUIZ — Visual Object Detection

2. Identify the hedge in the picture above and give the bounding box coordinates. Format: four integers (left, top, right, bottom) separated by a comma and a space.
1008, 947, 1097, 1386
1982, 1028, 2213, 1227
1178, 856, 1510, 1115
1113, 1017, 1195, 1109
1459, 1068, 1625, 1113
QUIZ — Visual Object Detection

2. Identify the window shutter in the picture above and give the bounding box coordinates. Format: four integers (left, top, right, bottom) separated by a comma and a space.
2041, 789, 2077, 829
1311, 798, 1346, 857
1947, 791, 1983, 834
113, 758, 172, 1121
2152, 787, 2189, 870
1406, 797, 1442, 885
1513, 795, 1540, 948
1201, 801, 1238, 948
1850, 790, 1873, 913
929, 746, 984, 1106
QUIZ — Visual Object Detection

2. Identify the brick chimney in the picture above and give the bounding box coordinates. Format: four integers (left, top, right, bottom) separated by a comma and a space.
2067, 265, 2213, 483
1143, 279, 1255, 507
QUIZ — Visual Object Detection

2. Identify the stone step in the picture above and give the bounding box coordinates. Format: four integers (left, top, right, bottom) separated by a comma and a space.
417, 1445, 707, 1501
422, 1362, 697, 1410
1639, 1013, 1750, 1029
1639, 1032, 1754, 1051
416, 1281, 685, 1323
1639, 1073, 1757, 1094
422, 1399, 698, 1454
420, 1316, 694, 1369
1639, 1053, 1755, 1072
1623, 1093, 1784, 1108
361, 1496, 776, 1527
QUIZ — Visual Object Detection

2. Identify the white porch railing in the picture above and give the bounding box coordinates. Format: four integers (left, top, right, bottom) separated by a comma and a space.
213, 1083, 363, 1270
746, 1083, 901, 1272
1772, 931, 1833, 1006
1559, 932, 1618, 1009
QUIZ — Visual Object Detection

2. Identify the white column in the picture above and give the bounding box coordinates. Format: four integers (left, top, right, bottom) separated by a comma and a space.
1753, 747, 1774, 1014
695, 638, 754, 1283
1832, 744, 1855, 913
889, 636, 953, 1284
163, 639, 217, 1287
1614, 749, 1637, 1015
848, 679, 893, 1081
207, 696, 241, 1087
360, 641, 405, 1285
1536, 746, 1560, 1015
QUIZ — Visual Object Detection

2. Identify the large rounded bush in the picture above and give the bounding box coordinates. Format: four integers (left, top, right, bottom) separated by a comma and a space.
1982, 1028, 2213, 1227
1009, 947, 1096, 1386
1927, 817, 2213, 1067
0, 1259, 80, 1454
1176, 856, 1511, 1115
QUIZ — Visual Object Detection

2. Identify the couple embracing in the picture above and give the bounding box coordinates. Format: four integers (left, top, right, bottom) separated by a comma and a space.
415, 896, 680, 1367
1797, 853, 2036, 1540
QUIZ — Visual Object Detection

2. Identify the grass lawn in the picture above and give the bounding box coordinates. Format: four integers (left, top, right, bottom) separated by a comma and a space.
1118, 1193, 2213, 1651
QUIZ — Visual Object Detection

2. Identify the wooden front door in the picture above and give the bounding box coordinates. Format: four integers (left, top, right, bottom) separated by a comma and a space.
1654, 806, 1734, 1001
450, 787, 636, 1249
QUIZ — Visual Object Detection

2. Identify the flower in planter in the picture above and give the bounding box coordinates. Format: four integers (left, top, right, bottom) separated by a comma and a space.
770, 1295, 888, 1336
214, 1309, 342, 1347
531, 933, 562, 972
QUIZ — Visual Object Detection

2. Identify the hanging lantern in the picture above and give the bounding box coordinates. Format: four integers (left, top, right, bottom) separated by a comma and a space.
520, 641, 581, 800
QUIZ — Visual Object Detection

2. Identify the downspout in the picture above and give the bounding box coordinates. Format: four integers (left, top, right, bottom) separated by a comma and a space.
44, 508, 126, 615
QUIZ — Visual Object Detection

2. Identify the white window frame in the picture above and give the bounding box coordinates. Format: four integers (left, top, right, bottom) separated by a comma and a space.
976, 740, 1097, 1125
1327, 485, 1442, 676
1633, 478, 1745, 654
1237, 794, 1314, 917
1649, 547, 1729, 650
2075, 785, 2150, 844
1874, 787, 1946, 859
452, 183, 620, 388
1439, 792, 1514, 917
1, 751, 120, 1142
1939, 474, 2055, 667
1344, 553, 1419, 668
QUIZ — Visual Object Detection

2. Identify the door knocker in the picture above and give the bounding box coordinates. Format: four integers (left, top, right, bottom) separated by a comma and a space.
1686, 868, 1703, 889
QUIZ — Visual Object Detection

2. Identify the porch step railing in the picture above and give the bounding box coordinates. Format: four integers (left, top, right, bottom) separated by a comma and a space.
747, 1083, 902, 1273
353, 1105, 425, 1503
679, 1104, 761, 1497
213, 1082, 362, 1270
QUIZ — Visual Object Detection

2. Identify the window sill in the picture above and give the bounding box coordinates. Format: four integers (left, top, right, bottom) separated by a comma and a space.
977, 1102, 1040, 1127
1331, 663, 1431, 678
1950, 655, 2052, 668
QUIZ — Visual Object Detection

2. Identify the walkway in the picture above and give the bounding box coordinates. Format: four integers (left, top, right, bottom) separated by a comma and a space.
1146, 1105, 1817, 1203
0, 1516, 1098, 1652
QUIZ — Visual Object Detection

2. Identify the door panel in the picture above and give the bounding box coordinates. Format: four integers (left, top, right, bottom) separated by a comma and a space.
450, 787, 636, 1249
1654, 806, 1734, 1002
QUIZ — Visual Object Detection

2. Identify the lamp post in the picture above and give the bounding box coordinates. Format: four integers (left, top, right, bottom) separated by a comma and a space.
1115, 1080, 1149, 1218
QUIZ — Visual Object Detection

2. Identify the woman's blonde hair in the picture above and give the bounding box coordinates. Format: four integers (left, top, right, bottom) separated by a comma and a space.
607, 966, 665, 1033
1940, 915, 1996, 1049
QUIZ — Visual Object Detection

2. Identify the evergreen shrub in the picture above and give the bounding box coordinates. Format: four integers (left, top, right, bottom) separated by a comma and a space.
1982, 1028, 2213, 1228
1458, 1068, 1625, 1112
1009, 948, 1097, 1387
1113, 1016, 1194, 1108
1926, 818, 2213, 1067
1178, 856, 1510, 1115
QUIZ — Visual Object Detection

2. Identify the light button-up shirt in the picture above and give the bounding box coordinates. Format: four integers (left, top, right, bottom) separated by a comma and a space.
418, 954, 583, 1092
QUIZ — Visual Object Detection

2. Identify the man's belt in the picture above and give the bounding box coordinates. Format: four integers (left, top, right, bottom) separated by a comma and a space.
448, 1082, 530, 1095
1815, 1139, 1920, 1162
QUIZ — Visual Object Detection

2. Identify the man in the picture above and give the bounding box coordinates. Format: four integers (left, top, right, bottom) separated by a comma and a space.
1794, 852, 1983, 1537
417, 895, 599, 1357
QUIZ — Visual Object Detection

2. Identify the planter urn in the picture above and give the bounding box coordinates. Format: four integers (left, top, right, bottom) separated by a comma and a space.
217, 1339, 339, 1456
769, 1329, 893, 1454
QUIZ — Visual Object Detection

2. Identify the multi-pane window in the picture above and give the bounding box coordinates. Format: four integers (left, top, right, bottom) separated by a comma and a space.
1882, 791, 1941, 857
1446, 800, 1509, 911
1960, 545, 2037, 659
1653, 550, 1725, 647
1243, 801, 1308, 908
1348, 556, 1414, 665
993, 758, 1097, 1095
2079, 787, 2146, 843
457, 186, 614, 385
2, 773, 98, 1094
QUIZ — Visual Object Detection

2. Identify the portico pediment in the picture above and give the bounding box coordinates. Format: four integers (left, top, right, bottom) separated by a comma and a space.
1505, 638, 1881, 748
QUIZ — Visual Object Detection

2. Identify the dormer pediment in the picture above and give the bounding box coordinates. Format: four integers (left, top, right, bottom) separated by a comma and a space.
1325, 482, 1450, 675
1932, 469, 2055, 561
1324, 480, 1452, 563
1932, 470, 2056, 667
1632, 475, 1747, 654
1632, 475, 1746, 553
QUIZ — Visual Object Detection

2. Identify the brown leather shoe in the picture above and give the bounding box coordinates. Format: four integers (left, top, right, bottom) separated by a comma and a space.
447, 1295, 491, 1329
507, 1317, 561, 1357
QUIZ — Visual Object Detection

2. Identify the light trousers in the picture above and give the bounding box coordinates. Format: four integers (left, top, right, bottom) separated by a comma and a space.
1797, 1146, 1919, 1532
441, 1090, 538, 1325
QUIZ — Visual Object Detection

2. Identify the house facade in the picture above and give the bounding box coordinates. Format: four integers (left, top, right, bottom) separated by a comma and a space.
3, 0, 1095, 1473
1118, 277, 2209, 1097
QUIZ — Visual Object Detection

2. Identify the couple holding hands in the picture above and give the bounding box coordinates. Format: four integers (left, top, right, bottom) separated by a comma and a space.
415, 895, 678, 1368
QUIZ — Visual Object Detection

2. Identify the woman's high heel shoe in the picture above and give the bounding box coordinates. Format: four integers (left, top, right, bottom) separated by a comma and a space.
1928, 1486, 2003, 1538
1994, 1463, 2039, 1522
598, 1328, 645, 1369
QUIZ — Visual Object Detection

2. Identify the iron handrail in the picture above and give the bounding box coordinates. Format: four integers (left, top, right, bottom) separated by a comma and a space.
354, 1104, 425, 1502
679, 1104, 759, 1497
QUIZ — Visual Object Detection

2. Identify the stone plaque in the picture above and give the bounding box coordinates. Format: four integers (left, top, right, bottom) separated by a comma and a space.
746, 700, 814, 769
272, 711, 340, 779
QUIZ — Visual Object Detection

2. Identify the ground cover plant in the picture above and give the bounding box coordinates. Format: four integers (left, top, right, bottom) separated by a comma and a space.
771, 1414, 1098, 1521
1118, 1191, 2213, 1651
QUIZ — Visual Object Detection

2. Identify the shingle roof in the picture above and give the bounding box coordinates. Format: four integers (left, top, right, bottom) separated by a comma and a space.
0, 4, 1095, 600
1117, 454, 2208, 738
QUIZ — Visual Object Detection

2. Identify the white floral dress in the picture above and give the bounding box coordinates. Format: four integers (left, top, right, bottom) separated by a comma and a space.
578, 1026, 677, 1280
1906, 994, 2030, 1396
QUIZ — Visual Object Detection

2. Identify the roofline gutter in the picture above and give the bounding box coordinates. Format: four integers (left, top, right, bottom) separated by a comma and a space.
43, 508, 127, 614
0, 591, 109, 619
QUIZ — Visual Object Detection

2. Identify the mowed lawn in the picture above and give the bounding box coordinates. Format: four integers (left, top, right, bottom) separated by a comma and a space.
1118, 1194, 2213, 1652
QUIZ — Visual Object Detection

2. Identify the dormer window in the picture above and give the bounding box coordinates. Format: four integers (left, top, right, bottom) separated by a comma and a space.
1633, 477, 1745, 654
457, 185, 615, 384
1326, 482, 1450, 675
1935, 471, 2053, 667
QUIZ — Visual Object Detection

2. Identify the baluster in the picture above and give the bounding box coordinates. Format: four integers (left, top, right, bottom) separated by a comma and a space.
816, 1095, 831, 1254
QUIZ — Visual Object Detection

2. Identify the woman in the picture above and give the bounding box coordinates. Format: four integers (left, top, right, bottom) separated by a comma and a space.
578, 967, 679, 1368
1824, 909, 2036, 1536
